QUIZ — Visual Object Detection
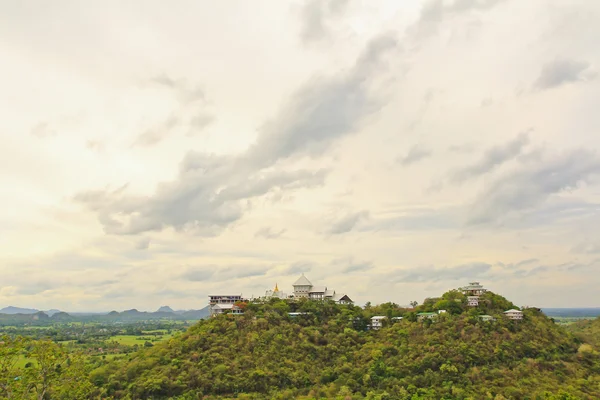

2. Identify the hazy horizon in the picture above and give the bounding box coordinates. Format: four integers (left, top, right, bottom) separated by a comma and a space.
2, 0, 600, 312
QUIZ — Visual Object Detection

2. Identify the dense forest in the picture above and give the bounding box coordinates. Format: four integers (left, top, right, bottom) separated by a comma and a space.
2, 290, 600, 399
91, 291, 600, 399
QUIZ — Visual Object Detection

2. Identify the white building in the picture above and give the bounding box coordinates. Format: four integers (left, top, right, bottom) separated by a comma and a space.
461, 282, 487, 296
461, 282, 487, 307
209, 294, 245, 317
371, 316, 386, 330
263, 283, 289, 300
479, 315, 495, 322
504, 309, 523, 320
292, 274, 353, 304
467, 296, 480, 307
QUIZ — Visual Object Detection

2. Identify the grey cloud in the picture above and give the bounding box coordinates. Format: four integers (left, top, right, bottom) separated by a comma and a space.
332, 257, 374, 273
571, 242, 600, 254
516, 258, 539, 267
255, 227, 286, 239
397, 145, 432, 166
77, 34, 397, 236
452, 132, 530, 182
534, 58, 595, 90
281, 261, 315, 275
134, 74, 213, 146
327, 210, 369, 235
299, 0, 349, 45
246, 33, 397, 167
399, 262, 492, 283
181, 268, 214, 282
362, 207, 460, 232
468, 149, 600, 225
134, 237, 151, 250
134, 114, 180, 147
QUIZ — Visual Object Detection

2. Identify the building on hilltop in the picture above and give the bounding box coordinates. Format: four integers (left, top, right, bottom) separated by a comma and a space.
263, 283, 290, 300
209, 294, 245, 317
461, 282, 487, 296
504, 309, 523, 320
461, 282, 487, 306
292, 274, 353, 304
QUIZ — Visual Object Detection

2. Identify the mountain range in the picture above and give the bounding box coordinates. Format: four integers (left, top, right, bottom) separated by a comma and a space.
0, 305, 210, 324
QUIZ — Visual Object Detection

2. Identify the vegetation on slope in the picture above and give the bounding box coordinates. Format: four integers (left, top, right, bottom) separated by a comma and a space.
567, 317, 600, 349
90, 292, 600, 400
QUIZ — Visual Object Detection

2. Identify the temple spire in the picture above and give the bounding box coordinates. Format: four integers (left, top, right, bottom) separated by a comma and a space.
274, 283, 279, 292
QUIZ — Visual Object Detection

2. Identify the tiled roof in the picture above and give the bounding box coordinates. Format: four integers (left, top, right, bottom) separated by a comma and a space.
293, 274, 312, 286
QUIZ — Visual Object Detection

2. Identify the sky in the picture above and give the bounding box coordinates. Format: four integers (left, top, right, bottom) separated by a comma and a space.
1, 0, 600, 312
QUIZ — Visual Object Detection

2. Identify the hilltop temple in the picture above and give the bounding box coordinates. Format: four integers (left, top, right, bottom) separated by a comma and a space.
292, 273, 353, 304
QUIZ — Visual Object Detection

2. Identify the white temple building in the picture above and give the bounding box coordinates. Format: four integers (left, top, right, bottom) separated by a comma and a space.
263, 283, 290, 300
292, 274, 353, 304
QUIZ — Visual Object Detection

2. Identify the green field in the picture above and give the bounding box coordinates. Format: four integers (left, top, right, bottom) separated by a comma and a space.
109, 333, 173, 346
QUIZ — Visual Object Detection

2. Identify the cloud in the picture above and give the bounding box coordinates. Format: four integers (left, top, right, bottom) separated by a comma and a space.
180, 268, 214, 282
134, 237, 150, 250
133, 74, 214, 146
397, 145, 432, 166
30, 122, 56, 138
86, 140, 105, 152
332, 257, 374, 273
327, 210, 369, 235
399, 262, 492, 283
409, 0, 506, 41
299, 0, 349, 45
254, 227, 286, 239
468, 149, 600, 225
571, 242, 600, 254
534, 58, 595, 90
452, 131, 530, 182
76, 34, 398, 236
281, 261, 315, 275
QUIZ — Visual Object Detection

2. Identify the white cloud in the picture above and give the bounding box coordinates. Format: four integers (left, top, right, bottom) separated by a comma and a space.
2, 1, 600, 310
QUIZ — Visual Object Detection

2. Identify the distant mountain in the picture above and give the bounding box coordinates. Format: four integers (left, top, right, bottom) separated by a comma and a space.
156, 306, 175, 313
0, 306, 39, 314
542, 308, 600, 318
50, 312, 74, 321
45, 309, 63, 317
181, 306, 210, 319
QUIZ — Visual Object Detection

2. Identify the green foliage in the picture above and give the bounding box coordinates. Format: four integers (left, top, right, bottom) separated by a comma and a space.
0, 335, 93, 399
91, 295, 600, 399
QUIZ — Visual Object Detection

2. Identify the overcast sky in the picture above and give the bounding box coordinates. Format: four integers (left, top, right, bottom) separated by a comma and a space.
1, 0, 600, 312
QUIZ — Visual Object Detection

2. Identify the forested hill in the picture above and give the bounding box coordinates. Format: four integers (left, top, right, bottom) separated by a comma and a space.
567, 317, 600, 349
91, 291, 600, 400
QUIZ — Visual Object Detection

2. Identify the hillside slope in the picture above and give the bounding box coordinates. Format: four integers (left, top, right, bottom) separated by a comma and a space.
92, 295, 600, 400
567, 317, 600, 349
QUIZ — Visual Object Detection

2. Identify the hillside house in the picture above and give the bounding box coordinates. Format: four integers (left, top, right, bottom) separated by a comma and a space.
209, 294, 245, 317
371, 316, 386, 330
504, 309, 523, 320
479, 315, 495, 322
467, 296, 480, 307
417, 312, 438, 321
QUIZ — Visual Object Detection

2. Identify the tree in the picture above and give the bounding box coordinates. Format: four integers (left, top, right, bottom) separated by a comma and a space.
0, 335, 28, 399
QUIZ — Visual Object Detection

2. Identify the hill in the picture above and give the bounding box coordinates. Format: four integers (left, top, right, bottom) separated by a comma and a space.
566, 317, 600, 349
0, 306, 39, 314
91, 292, 600, 399
157, 306, 175, 313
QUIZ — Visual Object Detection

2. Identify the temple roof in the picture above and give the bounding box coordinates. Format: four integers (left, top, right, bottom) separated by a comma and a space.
293, 274, 312, 286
